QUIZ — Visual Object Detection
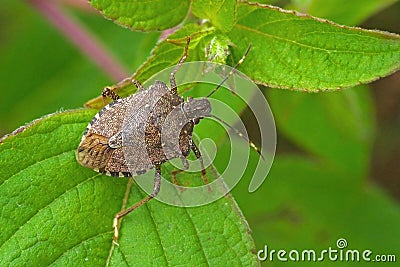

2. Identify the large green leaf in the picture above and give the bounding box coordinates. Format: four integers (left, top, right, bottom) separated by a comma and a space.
89, 0, 191, 31
85, 2, 400, 108
0, 109, 259, 266
227, 2, 400, 91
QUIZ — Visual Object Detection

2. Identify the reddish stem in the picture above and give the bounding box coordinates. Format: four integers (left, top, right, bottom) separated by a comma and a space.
28, 0, 129, 82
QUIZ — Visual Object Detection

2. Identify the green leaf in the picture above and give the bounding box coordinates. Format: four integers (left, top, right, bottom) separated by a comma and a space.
0, 109, 259, 266
89, 0, 191, 31
227, 2, 400, 91
192, 0, 237, 33
308, 0, 399, 26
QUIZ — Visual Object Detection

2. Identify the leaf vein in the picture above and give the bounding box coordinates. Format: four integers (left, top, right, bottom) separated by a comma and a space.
48, 231, 112, 265
0, 171, 101, 250
235, 23, 394, 54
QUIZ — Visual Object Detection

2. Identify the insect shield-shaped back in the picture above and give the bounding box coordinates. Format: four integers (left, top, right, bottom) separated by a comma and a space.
76, 96, 133, 177
76, 77, 212, 178
77, 80, 173, 177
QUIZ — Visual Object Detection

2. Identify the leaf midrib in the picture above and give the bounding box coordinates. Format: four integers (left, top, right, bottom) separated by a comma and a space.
234, 23, 398, 55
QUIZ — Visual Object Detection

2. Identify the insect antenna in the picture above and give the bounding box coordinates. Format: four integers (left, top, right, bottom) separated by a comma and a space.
206, 45, 252, 98
209, 115, 265, 161
170, 36, 191, 95
204, 44, 263, 160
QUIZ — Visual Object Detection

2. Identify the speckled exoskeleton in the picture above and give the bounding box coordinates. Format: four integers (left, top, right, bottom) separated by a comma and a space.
76, 36, 256, 241
77, 37, 213, 240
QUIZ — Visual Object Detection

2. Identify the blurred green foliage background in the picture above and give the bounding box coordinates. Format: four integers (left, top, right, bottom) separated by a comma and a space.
1, 1, 399, 266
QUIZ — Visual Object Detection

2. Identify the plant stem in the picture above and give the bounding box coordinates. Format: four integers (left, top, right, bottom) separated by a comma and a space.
28, 0, 129, 82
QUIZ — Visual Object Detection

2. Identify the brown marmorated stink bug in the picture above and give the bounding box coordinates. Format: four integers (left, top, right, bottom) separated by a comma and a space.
76, 36, 258, 241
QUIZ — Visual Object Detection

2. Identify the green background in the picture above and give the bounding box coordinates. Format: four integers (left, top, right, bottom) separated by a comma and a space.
1, 1, 399, 266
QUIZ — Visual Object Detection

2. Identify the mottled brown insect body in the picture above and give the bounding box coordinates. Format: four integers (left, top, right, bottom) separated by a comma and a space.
77, 96, 134, 176
76, 37, 213, 241
76, 36, 252, 241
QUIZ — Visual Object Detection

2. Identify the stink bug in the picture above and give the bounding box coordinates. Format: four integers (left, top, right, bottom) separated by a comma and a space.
76, 37, 255, 240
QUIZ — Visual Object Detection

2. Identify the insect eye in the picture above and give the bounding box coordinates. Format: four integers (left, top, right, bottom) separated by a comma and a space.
193, 118, 201, 124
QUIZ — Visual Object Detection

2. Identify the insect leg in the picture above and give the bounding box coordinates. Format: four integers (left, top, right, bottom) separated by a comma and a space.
102, 78, 145, 104
132, 79, 145, 91
191, 142, 209, 185
171, 157, 189, 186
170, 36, 190, 95
102, 86, 121, 101
113, 165, 162, 241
